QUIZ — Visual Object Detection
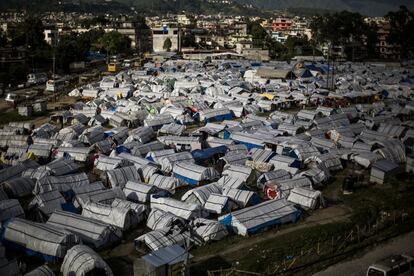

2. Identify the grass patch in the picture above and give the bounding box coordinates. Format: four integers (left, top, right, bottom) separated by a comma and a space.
0, 110, 28, 126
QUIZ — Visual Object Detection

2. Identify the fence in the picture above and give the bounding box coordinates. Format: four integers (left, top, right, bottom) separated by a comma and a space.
270, 210, 413, 275
206, 210, 413, 276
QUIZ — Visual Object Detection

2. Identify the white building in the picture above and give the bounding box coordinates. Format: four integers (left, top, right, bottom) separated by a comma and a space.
152, 25, 179, 52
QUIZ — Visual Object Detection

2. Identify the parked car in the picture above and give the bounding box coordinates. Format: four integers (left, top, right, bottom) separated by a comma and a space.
367, 255, 414, 276
5, 93, 22, 104
27, 73, 48, 86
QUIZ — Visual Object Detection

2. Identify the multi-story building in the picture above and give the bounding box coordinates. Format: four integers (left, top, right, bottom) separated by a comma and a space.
376, 21, 400, 60
272, 17, 293, 32
110, 21, 152, 53
152, 25, 179, 52
43, 27, 59, 46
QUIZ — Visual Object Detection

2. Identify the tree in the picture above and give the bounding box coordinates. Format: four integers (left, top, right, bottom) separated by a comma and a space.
310, 11, 381, 60
10, 17, 47, 51
247, 19, 267, 48
163, 37, 172, 52
386, 6, 414, 59
98, 31, 131, 56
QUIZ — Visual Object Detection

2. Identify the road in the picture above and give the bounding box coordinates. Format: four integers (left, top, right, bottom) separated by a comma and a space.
314, 231, 414, 276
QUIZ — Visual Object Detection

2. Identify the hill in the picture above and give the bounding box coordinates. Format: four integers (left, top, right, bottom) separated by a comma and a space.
236, 0, 414, 16
0, 0, 266, 16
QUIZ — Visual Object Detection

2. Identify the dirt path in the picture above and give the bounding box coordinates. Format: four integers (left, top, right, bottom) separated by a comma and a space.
193, 205, 351, 263
314, 231, 414, 276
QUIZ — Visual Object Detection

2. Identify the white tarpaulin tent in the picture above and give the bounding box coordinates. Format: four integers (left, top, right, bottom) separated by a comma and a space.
2, 218, 80, 261
47, 210, 122, 249
150, 196, 201, 220
287, 187, 324, 210
219, 198, 299, 236
81, 201, 134, 230
61, 245, 113, 276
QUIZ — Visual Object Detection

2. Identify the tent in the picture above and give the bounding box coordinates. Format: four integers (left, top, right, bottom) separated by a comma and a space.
173, 161, 219, 186
217, 176, 246, 191
45, 158, 79, 176
106, 166, 141, 189
61, 245, 113, 276
81, 201, 134, 230
95, 155, 129, 171
222, 188, 260, 208
159, 152, 194, 173
230, 132, 265, 150
181, 183, 222, 206
1, 218, 80, 262
199, 108, 233, 123
150, 196, 201, 220
110, 198, 147, 226
135, 227, 188, 252
28, 190, 66, 219
0, 199, 24, 222
0, 160, 39, 183
158, 136, 201, 151
257, 169, 291, 189
146, 208, 181, 230
203, 193, 231, 215
219, 198, 300, 236
264, 176, 313, 200
1, 177, 35, 198
0, 243, 21, 276
148, 174, 180, 193
75, 188, 125, 207
34, 173, 90, 194
287, 187, 324, 210
47, 210, 122, 249
71, 182, 106, 208
222, 164, 253, 183
25, 265, 55, 276
55, 147, 92, 162
123, 181, 159, 203
193, 218, 228, 243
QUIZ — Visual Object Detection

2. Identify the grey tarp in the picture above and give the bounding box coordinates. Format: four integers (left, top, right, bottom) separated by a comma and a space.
81, 201, 134, 230
219, 198, 298, 236
24, 265, 55, 276
61, 245, 113, 276
106, 166, 141, 189
146, 208, 181, 230
47, 210, 122, 249
123, 181, 159, 203
29, 190, 66, 217
45, 158, 79, 176
150, 196, 201, 220
0, 199, 25, 222
181, 183, 222, 206
1, 177, 35, 197
2, 218, 80, 259
34, 173, 90, 194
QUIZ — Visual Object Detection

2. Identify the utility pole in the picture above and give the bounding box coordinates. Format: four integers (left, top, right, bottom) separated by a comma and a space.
182, 220, 194, 276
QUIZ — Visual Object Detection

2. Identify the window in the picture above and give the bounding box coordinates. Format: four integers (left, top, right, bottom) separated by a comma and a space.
399, 263, 409, 273
367, 268, 385, 276
387, 268, 399, 276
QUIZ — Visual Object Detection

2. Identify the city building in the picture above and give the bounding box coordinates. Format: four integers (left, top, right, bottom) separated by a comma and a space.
152, 25, 179, 52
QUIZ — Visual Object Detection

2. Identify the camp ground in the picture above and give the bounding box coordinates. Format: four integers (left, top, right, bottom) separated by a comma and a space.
0, 56, 413, 276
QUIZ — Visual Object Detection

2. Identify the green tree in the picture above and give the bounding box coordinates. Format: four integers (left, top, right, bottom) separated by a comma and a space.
163, 37, 172, 51
247, 19, 267, 48
310, 11, 381, 60
98, 31, 131, 56
386, 6, 414, 59
10, 17, 47, 51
